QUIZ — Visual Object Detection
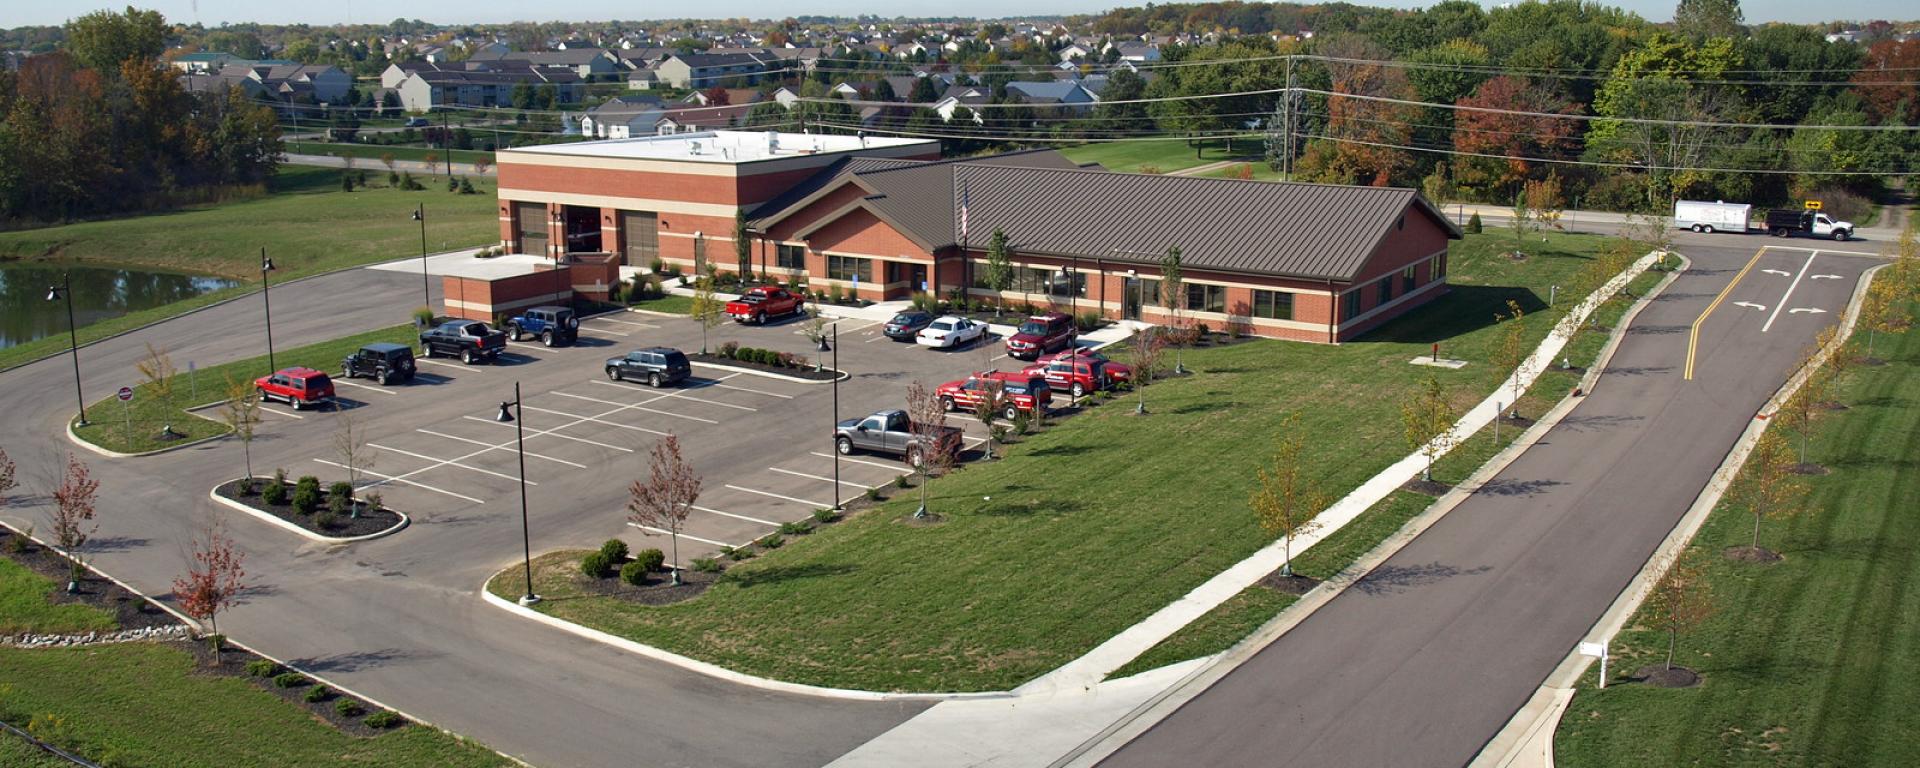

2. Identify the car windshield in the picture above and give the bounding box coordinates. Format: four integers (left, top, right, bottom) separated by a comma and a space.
1018, 321, 1046, 335
929, 321, 953, 331
891, 313, 923, 324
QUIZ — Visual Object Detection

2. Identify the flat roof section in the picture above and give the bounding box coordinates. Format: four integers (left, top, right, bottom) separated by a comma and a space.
501, 131, 936, 165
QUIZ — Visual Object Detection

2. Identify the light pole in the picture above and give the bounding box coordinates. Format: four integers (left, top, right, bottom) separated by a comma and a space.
412, 204, 432, 313
496, 383, 541, 606
260, 249, 277, 371
45, 274, 88, 426
831, 322, 841, 511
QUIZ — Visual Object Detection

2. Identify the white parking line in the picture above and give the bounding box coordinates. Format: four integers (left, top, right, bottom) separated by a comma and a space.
506, 341, 548, 350
865, 335, 889, 343
703, 382, 794, 399
547, 390, 629, 408
367, 443, 535, 484
653, 389, 758, 412
627, 523, 733, 547
692, 505, 781, 527
585, 380, 724, 422
724, 484, 832, 509
769, 467, 873, 489
461, 415, 636, 452
808, 451, 905, 471
258, 408, 305, 420
520, 405, 670, 436
416, 359, 482, 371
313, 459, 486, 504
333, 380, 397, 395
594, 318, 659, 329
416, 429, 587, 468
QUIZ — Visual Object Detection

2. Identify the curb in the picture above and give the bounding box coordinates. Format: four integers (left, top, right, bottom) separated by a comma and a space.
65, 416, 230, 459
206, 484, 410, 544
477, 572, 1013, 702
623, 307, 688, 318
1469, 260, 1889, 768
690, 359, 850, 384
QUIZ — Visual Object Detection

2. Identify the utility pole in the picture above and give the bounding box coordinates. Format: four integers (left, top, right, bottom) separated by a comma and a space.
1282, 55, 1297, 182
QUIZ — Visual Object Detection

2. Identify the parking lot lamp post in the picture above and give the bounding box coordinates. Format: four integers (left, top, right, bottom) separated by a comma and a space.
831, 323, 841, 511
496, 384, 541, 606
260, 250, 277, 371
412, 204, 431, 312
45, 275, 88, 426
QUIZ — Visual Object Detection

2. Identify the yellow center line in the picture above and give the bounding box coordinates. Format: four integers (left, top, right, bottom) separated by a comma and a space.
1684, 247, 1770, 381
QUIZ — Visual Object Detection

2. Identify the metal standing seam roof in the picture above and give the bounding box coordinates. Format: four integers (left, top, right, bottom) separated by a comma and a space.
747, 149, 1080, 228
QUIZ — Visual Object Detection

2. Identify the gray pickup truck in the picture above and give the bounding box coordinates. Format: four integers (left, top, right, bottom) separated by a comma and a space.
834, 409, 964, 466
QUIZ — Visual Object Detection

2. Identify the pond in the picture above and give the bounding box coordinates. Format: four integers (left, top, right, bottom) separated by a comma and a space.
0, 263, 243, 349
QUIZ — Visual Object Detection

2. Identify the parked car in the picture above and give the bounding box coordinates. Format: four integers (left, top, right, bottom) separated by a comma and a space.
255, 367, 335, 410
882, 310, 935, 341
725, 286, 805, 324
605, 347, 691, 388
937, 371, 1053, 420
1035, 348, 1133, 385
419, 320, 506, 364
404, 117, 429, 127
916, 316, 988, 349
1005, 312, 1075, 360
1022, 354, 1124, 398
833, 408, 963, 466
506, 306, 578, 346
1764, 209, 1853, 240
340, 342, 416, 385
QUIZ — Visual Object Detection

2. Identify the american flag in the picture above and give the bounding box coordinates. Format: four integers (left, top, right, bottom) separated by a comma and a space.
959, 182, 970, 242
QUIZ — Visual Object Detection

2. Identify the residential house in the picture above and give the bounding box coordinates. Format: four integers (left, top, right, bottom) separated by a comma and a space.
1057, 43, 1094, 62
505, 48, 619, 80
1113, 42, 1161, 62
654, 50, 778, 89
1005, 81, 1097, 111
392, 65, 584, 112
581, 95, 667, 139
626, 69, 659, 90
932, 85, 989, 122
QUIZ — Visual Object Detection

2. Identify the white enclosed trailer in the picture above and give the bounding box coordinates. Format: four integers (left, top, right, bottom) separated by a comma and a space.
1673, 200, 1751, 234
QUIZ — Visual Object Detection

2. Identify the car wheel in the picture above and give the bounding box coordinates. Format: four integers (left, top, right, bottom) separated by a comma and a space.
1690, 224, 1703, 233
649, 373, 663, 388
754, 313, 765, 324
1702, 225, 1715, 234
379, 371, 393, 386
1071, 382, 1085, 398
1833, 230, 1848, 241
836, 436, 854, 456
462, 349, 476, 364
510, 324, 522, 341
939, 396, 955, 412
541, 330, 554, 346
1004, 404, 1020, 421
606, 367, 620, 381
291, 398, 304, 411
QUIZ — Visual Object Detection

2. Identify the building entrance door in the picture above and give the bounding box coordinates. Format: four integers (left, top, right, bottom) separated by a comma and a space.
1123, 278, 1142, 320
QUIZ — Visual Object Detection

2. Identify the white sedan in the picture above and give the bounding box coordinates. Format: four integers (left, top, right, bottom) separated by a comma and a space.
915, 316, 987, 349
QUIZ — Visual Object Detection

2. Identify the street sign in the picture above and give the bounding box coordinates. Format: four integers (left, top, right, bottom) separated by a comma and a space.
1578, 641, 1609, 689
116, 387, 134, 402
1804, 200, 1823, 210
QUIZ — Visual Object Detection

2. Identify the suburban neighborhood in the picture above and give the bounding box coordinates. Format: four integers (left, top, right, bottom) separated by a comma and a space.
1, 2, 1918, 768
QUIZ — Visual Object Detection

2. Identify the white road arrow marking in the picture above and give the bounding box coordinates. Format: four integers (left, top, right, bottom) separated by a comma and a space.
1732, 301, 1767, 311
1809, 274, 1843, 280
1762, 269, 1793, 277
1789, 308, 1828, 315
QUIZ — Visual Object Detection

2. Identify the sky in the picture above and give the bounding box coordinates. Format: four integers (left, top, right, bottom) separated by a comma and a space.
0, 0, 1899, 29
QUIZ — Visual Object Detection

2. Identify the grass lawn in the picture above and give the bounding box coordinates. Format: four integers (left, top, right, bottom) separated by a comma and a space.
0, 166, 497, 372
70, 325, 415, 454
1107, 269, 1666, 679
0, 559, 117, 635
1058, 138, 1254, 175
285, 140, 496, 167
0, 644, 510, 768
0, 735, 73, 768
1554, 324, 1920, 767
627, 294, 694, 314
488, 229, 1638, 692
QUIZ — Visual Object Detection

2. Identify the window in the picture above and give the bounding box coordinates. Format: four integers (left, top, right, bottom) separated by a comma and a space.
1402, 266, 1416, 294
776, 244, 805, 269
1186, 283, 1225, 313
1011, 267, 1056, 294
1343, 290, 1361, 319
1434, 253, 1448, 281
1378, 278, 1394, 305
1252, 290, 1293, 320
827, 254, 868, 282
1138, 278, 1162, 307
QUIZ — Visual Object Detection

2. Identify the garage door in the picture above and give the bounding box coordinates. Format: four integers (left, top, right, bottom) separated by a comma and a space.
622, 210, 658, 266
515, 202, 547, 256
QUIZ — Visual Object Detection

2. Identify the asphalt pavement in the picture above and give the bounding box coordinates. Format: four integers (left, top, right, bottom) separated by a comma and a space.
1094, 237, 1884, 767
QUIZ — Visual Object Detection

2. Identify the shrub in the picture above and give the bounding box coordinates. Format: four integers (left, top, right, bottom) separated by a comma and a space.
580, 551, 613, 578
364, 492, 383, 514
363, 710, 402, 729
245, 659, 279, 678
291, 477, 321, 514
410, 306, 434, 327
790, 354, 809, 369
633, 548, 665, 572
619, 560, 650, 586
758, 533, 784, 549
775, 351, 796, 368
334, 699, 363, 717
779, 520, 812, 536
864, 486, 881, 501
649, 257, 666, 274
811, 508, 839, 524
894, 474, 910, 489
726, 546, 753, 561
1075, 310, 1103, 332
314, 511, 338, 530
273, 672, 307, 688
692, 557, 722, 573
327, 482, 353, 513
1197, 322, 1211, 337
264, 469, 289, 505
304, 685, 330, 703
4, 525, 29, 554
719, 341, 739, 359
599, 538, 629, 563
1466, 212, 1483, 234
829, 285, 844, 304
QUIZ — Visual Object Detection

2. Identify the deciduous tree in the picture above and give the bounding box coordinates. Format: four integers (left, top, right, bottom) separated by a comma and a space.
172, 520, 248, 665
1492, 300, 1533, 419
49, 454, 100, 593
1737, 431, 1807, 555
627, 433, 701, 585
221, 374, 262, 486
135, 342, 178, 436
330, 412, 376, 518
905, 381, 952, 519
734, 208, 752, 282
64, 6, 167, 74
690, 267, 726, 354
1644, 551, 1714, 672
1129, 328, 1165, 415
1251, 412, 1329, 578
1402, 376, 1457, 483
970, 378, 1006, 460
1160, 246, 1186, 374
985, 228, 1013, 316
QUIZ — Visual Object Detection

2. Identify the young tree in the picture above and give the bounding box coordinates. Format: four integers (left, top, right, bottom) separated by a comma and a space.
627, 433, 701, 585
1129, 328, 1165, 415
471, 156, 491, 174
1523, 171, 1565, 233
424, 151, 441, 177
330, 412, 376, 518
904, 381, 951, 519
379, 152, 397, 174
970, 378, 1006, 459
1644, 551, 1715, 673
1251, 412, 1329, 578
1509, 190, 1537, 257
1812, 326, 1851, 405
1857, 276, 1904, 361
1737, 431, 1808, 555
985, 228, 1013, 317
172, 521, 249, 665
221, 374, 262, 486
733, 208, 753, 282
1491, 300, 1532, 419
690, 268, 726, 354
49, 454, 100, 594
1160, 246, 1187, 374
135, 342, 179, 437
1402, 376, 1457, 484
1775, 374, 1827, 470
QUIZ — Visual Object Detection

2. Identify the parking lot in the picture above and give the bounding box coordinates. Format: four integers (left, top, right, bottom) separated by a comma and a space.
235, 307, 1005, 565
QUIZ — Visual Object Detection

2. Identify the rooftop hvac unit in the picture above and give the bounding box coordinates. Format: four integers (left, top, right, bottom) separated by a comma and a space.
689, 141, 703, 155
766, 131, 781, 153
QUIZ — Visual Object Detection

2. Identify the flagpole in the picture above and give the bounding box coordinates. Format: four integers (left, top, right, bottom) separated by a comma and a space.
959, 182, 971, 304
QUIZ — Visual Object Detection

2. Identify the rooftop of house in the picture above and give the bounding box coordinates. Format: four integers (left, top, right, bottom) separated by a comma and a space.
500, 130, 935, 164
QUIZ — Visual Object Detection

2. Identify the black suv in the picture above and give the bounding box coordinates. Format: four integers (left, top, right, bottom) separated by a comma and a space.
341, 342, 416, 385
507, 306, 579, 346
605, 347, 691, 388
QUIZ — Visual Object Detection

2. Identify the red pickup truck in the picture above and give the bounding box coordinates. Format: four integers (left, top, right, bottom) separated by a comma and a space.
937, 371, 1054, 420
726, 286, 805, 324
255, 367, 335, 410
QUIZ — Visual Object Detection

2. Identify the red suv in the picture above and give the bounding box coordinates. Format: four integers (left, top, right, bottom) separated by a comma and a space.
1036, 348, 1133, 385
255, 367, 336, 410
1022, 354, 1128, 398
1005, 312, 1075, 360
937, 371, 1053, 420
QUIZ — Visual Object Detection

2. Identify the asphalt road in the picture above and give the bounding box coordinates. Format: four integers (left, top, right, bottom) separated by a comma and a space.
0, 261, 1054, 766
1096, 238, 1883, 767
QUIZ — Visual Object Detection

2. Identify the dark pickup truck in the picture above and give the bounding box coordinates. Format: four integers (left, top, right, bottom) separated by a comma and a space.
833, 409, 964, 466
419, 320, 507, 364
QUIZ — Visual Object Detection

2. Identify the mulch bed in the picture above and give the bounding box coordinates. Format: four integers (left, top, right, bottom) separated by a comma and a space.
1498, 414, 1537, 428
573, 565, 719, 606
0, 526, 177, 632
1789, 462, 1831, 476
1402, 479, 1454, 497
1855, 356, 1887, 367
688, 353, 842, 381
1725, 545, 1784, 564
180, 639, 407, 737
1258, 570, 1322, 596
215, 479, 405, 539
1631, 664, 1701, 688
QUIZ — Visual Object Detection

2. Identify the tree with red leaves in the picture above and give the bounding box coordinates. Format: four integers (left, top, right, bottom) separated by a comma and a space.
173, 521, 249, 665
628, 433, 701, 585
1850, 39, 1920, 125
49, 454, 100, 593
1452, 76, 1583, 199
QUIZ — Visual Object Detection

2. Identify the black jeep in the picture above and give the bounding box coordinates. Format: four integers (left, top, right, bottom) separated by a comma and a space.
342, 342, 417, 385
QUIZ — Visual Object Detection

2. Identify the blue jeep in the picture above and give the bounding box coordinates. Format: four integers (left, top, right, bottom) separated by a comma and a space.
506, 306, 579, 346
